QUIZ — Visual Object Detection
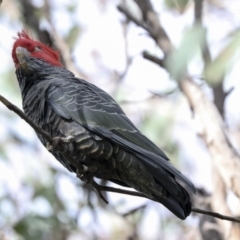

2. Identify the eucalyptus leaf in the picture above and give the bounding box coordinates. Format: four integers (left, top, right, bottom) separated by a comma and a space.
164, 0, 189, 12
65, 25, 81, 50
167, 25, 206, 81
204, 31, 240, 85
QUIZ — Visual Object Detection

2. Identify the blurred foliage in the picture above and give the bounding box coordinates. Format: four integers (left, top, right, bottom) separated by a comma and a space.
140, 109, 179, 163
167, 24, 206, 81
66, 3, 78, 13
14, 214, 71, 240
204, 31, 240, 85
0, 0, 240, 239
0, 70, 21, 102
164, 0, 190, 13
65, 25, 81, 50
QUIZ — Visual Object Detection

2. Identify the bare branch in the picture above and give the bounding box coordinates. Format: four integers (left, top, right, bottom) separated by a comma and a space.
118, 19, 132, 81
20, 0, 54, 46
118, 1, 240, 199
18, 0, 88, 79
117, 5, 153, 39
193, 0, 232, 120
118, 4, 173, 56
2, 95, 240, 223
121, 204, 147, 217
43, 0, 87, 79
192, 208, 240, 223
111, 17, 133, 96
225, 86, 234, 97
93, 182, 147, 199
194, 0, 203, 24
0, 94, 150, 201
92, 180, 109, 204
118, 3, 240, 236
180, 79, 240, 192
0, 95, 53, 143
211, 168, 232, 233
192, 1, 235, 238
142, 51, 165, 67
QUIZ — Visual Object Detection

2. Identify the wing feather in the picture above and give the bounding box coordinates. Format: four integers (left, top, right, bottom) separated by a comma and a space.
47, 78, 195, 193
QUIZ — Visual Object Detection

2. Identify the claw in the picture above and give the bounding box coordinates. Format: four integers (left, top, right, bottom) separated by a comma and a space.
46, 136, 74, 151
77, 167, 94, 184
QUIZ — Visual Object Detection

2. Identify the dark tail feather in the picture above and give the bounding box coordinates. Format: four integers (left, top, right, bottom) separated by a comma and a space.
109, 179, 191, 219
152, 190, 192, 220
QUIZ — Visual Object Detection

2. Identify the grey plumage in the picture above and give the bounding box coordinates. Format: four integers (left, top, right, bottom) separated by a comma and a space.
16, 57, 195, 219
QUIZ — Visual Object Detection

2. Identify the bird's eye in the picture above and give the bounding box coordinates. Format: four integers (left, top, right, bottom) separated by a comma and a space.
35, 46, 42, 51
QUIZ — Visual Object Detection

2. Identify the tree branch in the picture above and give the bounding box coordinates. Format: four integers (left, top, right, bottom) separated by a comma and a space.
118, 1, 240, 199
192, 208, 240, 223
1, 95, 240, 224
42, 0, 87, 79
0, 95, 101, 201
194, 0, 203, 24
0, 95, 53, 143
117, 4, 173, 56
118, 3, 240, 237
192, 1, 236, 238
142, 51, 165, 67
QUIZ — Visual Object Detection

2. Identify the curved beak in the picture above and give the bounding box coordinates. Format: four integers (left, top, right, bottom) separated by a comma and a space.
16, 47, 30, 64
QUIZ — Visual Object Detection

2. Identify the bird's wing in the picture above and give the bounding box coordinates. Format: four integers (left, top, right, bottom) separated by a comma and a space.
47, 79, 195, 193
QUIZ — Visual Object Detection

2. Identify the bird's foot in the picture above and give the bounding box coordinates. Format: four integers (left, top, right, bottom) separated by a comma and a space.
47, 136, 75, 151
77, 166, 108, 204
76, 166, 95, 184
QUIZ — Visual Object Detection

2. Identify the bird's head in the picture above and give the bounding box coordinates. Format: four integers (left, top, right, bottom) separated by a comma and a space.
12, 30, 63, 68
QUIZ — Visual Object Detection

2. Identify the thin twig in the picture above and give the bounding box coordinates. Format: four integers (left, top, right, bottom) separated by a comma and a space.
118, 18, 132, 81
117, 0, 240, 228
117, 5, 152, 35
93, 183, 148, 199
0, 95, 53, 143
142, 51, 165, 67
192, 208, 240, 223
194, 0, 203, 24
92, 180, 109, 204
142, 51, 165, 68
0, 94, 149, 201
2, 95, 240, 223
43, 0, 88, 79
122, 204, 147, 217
118, 3, 173, 56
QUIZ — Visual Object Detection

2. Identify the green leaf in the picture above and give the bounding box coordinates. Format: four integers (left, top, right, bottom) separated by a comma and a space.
164, 0, 190, 13
67, 4, 77, 13
203, 31, 240, 85
14, 215, 52, 240
141, 112, 177, 154
167, 25, 206, 81
65, 25, 81, 50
